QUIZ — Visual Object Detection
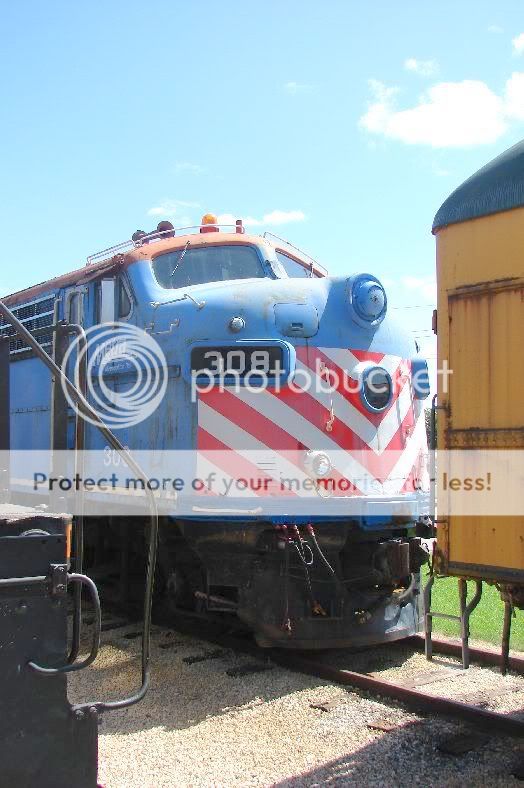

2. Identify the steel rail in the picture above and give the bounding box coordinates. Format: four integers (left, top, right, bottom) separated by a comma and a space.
271, 653, 524, 737
145, 611, 524, 737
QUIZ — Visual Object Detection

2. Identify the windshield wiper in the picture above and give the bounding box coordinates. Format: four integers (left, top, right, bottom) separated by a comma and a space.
170, 240, 191, 278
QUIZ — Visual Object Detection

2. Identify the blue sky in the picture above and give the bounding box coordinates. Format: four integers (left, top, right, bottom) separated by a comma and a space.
1, 1, 524, 369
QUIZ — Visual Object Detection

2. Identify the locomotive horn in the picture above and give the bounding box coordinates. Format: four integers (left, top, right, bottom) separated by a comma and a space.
132, 230, 147, 242
157, 221, 175, 237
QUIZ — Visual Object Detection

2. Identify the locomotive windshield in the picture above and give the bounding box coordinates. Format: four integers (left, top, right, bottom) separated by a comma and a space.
152, 244, 265, 289
275, 251, 312, 278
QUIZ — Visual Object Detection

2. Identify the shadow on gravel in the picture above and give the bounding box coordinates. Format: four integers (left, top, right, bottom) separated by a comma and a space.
67, 627, 338, 735
271, 720, 521, 788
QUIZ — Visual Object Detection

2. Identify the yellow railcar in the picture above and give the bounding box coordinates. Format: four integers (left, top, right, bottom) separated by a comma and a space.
433, 141, 524, 582
427, 141, 524, 667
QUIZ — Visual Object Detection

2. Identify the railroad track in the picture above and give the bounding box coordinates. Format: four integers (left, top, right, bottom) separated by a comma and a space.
81, 569, 524, 740
69, 615, 524, 786
86, 600, 524, 740
171, 616, 524, 737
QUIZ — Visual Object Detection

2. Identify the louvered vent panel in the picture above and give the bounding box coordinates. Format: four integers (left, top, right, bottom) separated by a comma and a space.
0, 295, 55, 355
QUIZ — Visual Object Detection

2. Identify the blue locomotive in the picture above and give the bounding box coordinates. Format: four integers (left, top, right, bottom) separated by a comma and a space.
2, 214, 431, 648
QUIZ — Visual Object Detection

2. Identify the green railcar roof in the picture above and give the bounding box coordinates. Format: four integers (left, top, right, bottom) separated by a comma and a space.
432, 139, 524, 232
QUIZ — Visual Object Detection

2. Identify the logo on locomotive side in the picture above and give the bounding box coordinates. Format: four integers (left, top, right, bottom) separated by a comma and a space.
61, 322, 168, 429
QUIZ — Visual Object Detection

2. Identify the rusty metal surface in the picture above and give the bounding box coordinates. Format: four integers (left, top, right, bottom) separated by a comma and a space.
446, 427, 524, 448
3, 257, 122, 307
3, 231, 294, 306
435, 203, 524, 579
447, 279, 524, 436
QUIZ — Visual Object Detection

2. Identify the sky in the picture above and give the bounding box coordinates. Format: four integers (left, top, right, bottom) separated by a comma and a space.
1, 1, 524, 374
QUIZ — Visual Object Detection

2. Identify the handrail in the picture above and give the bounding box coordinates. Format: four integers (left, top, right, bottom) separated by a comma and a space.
86, 225, 326, 277
86, 225, 241, 265
0, 297, 159, 713
28, 573, 101, 675
66, 323, 87, 666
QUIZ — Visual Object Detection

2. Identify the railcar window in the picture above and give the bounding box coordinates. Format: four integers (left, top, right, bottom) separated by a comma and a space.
275, 251, 318, 278
153, 245, 265, 289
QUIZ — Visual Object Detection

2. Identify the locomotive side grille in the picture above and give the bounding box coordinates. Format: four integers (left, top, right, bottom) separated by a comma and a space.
0, 295, 55, 355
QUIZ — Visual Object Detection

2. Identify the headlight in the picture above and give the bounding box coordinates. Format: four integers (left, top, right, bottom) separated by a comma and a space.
348, 274, 387, 327
303, 450, 332, 478
361, 366, 392, 412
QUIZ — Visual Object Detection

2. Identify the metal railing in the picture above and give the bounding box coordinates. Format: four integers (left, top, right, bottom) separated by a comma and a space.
87, 225, 328, 280
86, 224, 243, 265
0, 297, 159, 713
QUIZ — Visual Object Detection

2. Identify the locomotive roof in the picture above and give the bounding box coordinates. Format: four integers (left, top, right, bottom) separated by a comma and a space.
3, 256, 124, 307
433, 138, 524, 232
4, 231, 321, 307
123, 232, 264, 263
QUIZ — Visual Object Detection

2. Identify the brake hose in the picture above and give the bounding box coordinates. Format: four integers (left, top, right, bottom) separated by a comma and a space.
306, 523, 347, 598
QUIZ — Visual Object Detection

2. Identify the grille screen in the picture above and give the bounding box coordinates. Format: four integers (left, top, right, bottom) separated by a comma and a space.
0, 295, 55, 355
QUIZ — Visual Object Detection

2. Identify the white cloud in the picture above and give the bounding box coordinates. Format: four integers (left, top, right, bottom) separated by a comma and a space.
147, 199, 201, 218
488, 25, 503, 34
360, 74, 524, 147
145, 204, 305, 228
174, 161, 205, 175
504, 72, 524, 119
262, 209, 306, 225
217, 210, 306, 227
404, 58, 439, 77
513, 33, 524, 55
402, 276, 437, 302
283, 81, 313, 95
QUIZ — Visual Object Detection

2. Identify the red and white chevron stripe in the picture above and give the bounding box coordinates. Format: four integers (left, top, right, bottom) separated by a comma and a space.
196, 347, 428, 500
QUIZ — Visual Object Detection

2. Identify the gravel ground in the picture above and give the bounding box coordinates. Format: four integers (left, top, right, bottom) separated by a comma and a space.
68, 624, 524, 787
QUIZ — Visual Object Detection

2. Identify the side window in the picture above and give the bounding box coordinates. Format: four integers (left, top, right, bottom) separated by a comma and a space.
94, 277, 132, 323
118, 277, 132, 319
275, 251, 311, 279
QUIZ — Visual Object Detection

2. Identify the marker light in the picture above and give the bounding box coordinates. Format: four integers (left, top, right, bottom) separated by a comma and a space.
303, 450, 332, 479
200, 213, 219, 233
202, 213, 218, 225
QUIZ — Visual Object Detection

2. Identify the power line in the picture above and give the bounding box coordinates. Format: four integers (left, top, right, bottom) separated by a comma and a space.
391, 304, 435, 310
